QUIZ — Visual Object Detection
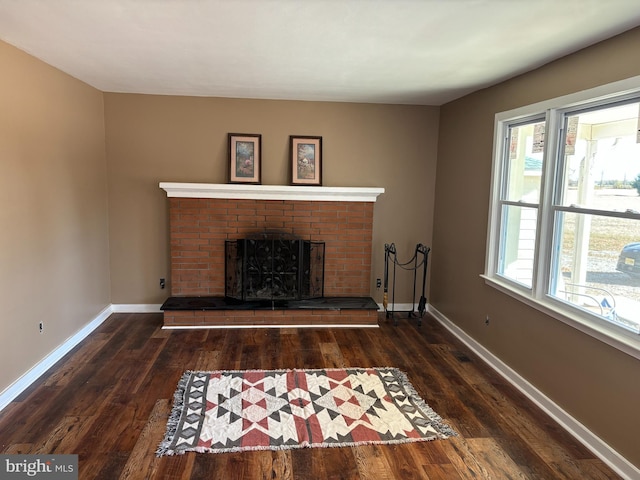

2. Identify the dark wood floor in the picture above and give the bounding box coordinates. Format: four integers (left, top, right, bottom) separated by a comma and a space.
0, 312, 621, 479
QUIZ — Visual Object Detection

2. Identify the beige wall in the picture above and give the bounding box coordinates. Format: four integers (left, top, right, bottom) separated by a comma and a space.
104, 94, 439, 306
0, 41, 110, 393
433, 27, 640, 467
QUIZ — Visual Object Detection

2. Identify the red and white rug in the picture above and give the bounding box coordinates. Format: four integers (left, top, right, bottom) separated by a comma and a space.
157, 367, 456, 455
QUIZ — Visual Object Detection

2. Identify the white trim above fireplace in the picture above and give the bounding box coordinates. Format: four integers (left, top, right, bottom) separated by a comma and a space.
159, 183, 384, 202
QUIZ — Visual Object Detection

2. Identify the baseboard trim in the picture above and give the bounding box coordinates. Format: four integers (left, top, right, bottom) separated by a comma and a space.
376, 302, 419, 312
111, 304, 162, 313
0, 304, 114, 412
428, 305, 639, 480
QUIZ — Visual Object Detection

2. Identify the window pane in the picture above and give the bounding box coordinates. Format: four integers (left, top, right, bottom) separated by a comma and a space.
549, 211, 640, 333
498, 204, 538, 288
559, 102, 640, 211
504, 120, 545, 203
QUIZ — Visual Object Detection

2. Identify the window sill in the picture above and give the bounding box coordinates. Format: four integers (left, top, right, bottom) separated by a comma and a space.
481, 274, 640, 360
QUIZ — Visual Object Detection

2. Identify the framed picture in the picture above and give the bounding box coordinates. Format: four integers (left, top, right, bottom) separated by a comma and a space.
290, 136, 322, 185
229, 133, 261, 184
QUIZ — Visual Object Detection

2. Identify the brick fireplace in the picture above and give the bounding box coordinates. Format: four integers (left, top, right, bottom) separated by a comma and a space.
160, 183, 384, 328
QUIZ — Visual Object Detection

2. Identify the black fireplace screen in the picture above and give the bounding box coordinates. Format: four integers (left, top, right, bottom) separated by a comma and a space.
225, 237, 325, 302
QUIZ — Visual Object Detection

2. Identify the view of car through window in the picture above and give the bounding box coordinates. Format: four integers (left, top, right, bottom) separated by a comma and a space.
550, 103, 640, 333
617, 242, 640, 276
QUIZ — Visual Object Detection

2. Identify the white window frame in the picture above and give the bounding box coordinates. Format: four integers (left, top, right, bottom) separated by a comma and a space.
483, 75, 640, 360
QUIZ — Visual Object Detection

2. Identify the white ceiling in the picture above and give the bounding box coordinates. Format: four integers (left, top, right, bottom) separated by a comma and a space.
1, 1, 640, 106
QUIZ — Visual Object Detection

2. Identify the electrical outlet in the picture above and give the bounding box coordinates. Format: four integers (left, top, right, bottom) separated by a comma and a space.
376, 278, 381, 289
39, 321, 44, 334
160, 278, 166, 289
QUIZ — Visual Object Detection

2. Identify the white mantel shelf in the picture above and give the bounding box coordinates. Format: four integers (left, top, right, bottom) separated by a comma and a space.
160, 183, 385, 202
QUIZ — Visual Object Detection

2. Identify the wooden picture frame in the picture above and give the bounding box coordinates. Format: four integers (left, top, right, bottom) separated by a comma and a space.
229, 133, 261, 184
290, 136, 322, 185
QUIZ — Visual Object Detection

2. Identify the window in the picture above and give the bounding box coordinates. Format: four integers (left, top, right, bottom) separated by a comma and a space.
496, 117, 545, 288
486, 82, 640, 350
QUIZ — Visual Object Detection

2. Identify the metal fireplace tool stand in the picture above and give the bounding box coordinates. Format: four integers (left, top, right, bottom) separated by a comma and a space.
383, 243, 430, 326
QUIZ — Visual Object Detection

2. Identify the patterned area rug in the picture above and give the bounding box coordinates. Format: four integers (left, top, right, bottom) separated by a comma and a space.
157, 367, 456, 456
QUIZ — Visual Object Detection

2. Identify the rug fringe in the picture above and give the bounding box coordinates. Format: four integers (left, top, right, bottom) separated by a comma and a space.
178, 367, 398, 375
390, 368, 458, 439
156, 370, 192, 456
164, 435, 450, 456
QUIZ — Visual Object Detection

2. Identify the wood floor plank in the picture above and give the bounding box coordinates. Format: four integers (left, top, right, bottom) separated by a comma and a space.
218, 329, 246, 370
32, 415, 91, 455
440, 437, 500, 479
0, 312, 626, 479
262, 450, 294, 480
421, 463, 464, 480
42, 334, 110, 388
261, 329, 284, 371
118, 399, 169, 480
192, 349, 224, 371
464, 437, 530, 479
315, 445, 360, 480
94, 452, 130, 480
319, 341, 347, 368
154, 452, 195, 480
290, 448, 318, 479
277, 329, 305, 368
380, 444, 430, 479
352, 444, 396, 480
239, 450, 277, 479
189, 451, 236, 480
129, 337, 170, 394
3, 444, 33, 454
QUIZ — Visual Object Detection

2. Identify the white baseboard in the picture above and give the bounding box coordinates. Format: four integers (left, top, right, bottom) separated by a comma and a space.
0, 304, 114, 411
428, 305, 640, 480
376, 302, 420, 312
111, 304, 162, 313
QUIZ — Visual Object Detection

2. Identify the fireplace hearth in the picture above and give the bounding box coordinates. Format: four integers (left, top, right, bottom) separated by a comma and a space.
225, 235, 325, 304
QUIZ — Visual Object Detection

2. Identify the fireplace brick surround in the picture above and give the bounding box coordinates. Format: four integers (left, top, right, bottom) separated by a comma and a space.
160, 183, 384, 327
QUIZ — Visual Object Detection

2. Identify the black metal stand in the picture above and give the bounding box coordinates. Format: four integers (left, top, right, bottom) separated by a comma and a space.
383, 243, 430, 326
